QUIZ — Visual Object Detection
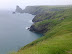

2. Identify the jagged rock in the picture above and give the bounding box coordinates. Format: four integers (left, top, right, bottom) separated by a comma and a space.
15, 5, 23, 13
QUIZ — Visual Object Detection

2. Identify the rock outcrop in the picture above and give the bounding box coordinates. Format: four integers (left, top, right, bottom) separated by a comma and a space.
29, 23, 50, 33
15, 5, 23, 13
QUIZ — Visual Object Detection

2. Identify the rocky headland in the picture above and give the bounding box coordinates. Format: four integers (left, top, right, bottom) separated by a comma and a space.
23, 6, 65, 33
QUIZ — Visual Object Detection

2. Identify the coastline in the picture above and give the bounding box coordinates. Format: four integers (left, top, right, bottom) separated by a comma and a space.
12, 5, 72, 54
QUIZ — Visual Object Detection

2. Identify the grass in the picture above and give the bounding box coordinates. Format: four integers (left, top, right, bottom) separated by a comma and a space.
11, 6, 72, 54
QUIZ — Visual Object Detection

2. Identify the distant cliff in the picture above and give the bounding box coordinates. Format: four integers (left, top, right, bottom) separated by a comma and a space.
23, 6, 46, 15
23, 6, 62, 15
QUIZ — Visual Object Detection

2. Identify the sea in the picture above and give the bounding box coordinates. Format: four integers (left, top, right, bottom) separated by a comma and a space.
0, 10, 42, 54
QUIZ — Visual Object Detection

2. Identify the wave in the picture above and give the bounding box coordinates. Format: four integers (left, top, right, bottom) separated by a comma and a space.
25, 27, 30, 30
29, 20, 33, 23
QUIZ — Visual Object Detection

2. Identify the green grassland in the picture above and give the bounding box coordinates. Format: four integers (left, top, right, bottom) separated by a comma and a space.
11, 6, 72, 54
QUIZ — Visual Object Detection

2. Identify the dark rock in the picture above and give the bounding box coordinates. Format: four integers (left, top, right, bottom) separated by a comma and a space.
27, 28, 30, 30
12, 12, 16, 14
29, 23, 49, 33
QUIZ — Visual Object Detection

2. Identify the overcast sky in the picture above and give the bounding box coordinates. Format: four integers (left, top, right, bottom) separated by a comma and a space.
0, 0, 72, 10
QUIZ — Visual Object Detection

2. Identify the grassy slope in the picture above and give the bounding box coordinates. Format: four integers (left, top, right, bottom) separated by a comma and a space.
12, 7, 72, 54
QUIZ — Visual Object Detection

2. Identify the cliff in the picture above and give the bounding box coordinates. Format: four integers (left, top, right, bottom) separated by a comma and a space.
12, 5, 72, 54
23, 6, 66, 33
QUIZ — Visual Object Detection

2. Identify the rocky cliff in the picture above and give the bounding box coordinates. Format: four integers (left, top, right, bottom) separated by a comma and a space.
23, 6, 65, 33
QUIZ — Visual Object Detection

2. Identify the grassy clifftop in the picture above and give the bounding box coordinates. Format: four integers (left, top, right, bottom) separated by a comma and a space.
12, 6, 72, 54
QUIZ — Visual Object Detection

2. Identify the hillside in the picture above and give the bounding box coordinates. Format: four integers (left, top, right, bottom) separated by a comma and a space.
12, 5, 72, 54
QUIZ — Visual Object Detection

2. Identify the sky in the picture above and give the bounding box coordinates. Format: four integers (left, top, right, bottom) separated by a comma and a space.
0, 0, 72, 10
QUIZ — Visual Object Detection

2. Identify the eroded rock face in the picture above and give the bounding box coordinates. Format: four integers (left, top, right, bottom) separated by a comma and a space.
15, 5, 23, 13
29, 23, 49, 33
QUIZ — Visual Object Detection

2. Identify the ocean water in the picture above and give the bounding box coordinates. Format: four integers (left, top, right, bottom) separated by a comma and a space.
0, 10, 42, 54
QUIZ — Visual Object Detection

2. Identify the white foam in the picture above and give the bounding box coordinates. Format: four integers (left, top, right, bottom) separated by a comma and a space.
25, 27, 30, 30
29, 20, 33, 23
